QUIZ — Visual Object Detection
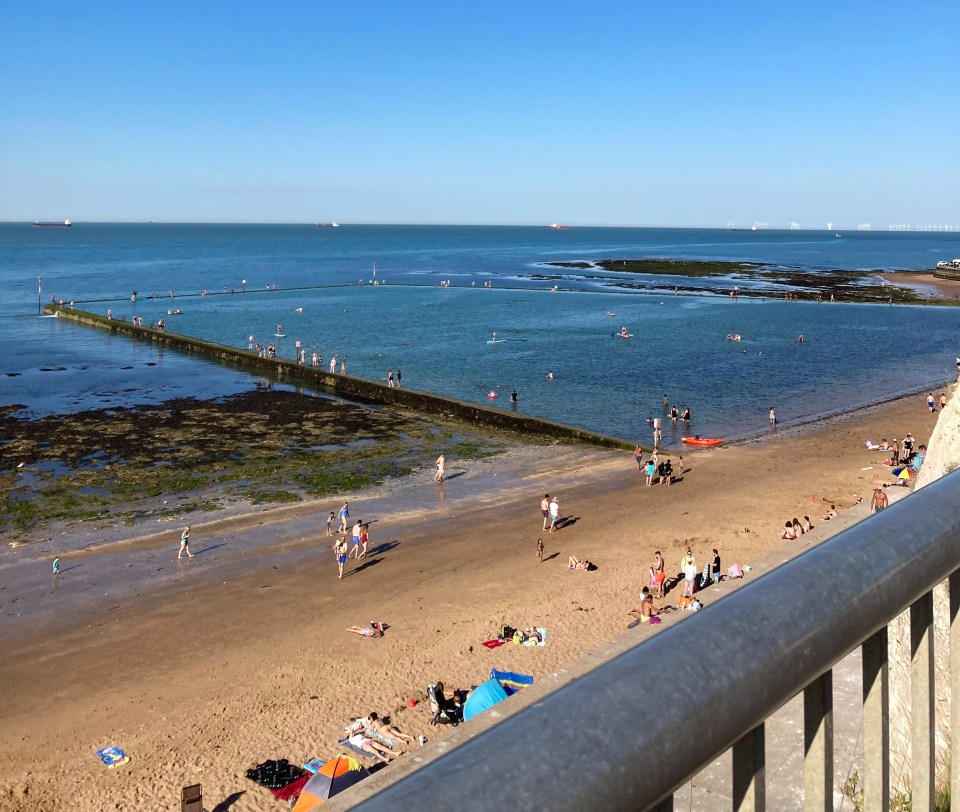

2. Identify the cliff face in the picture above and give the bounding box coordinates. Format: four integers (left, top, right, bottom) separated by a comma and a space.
915, 382, 960, 489
889, 381, 957, 790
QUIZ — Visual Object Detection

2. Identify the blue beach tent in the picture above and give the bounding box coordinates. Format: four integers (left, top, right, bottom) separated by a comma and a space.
463, 679, 509, 721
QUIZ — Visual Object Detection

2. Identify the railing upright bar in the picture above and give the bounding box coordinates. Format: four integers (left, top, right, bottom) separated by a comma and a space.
861, 628, 890, 812
910, 592, 935, 812
803, 670, 834, 811
950, 570, 960, 811
732, 723, 765, 812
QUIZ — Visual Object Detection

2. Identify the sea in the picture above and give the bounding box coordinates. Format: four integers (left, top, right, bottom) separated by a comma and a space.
2, 223, 959, 446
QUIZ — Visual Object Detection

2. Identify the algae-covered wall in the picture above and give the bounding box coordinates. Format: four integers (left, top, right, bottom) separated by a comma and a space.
47, 306, 636, 451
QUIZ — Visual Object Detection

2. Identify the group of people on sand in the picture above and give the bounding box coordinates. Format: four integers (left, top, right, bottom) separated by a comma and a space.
780, 516, 813, 540
344, 712, 416, 763
634, 446, 683, 487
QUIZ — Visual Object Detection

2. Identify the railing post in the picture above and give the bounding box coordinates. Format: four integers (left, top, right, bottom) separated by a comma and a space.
803, 670, 833, 811
862, 628, 890, 812
951, 570, 960, 810
732, 723, 765, 812
911, 592, 935, 812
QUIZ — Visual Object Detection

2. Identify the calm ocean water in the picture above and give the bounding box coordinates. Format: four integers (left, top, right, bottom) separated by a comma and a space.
2, 223, 959, 443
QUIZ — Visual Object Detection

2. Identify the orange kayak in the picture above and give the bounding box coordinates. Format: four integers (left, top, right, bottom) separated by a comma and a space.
682, 437, 724, 447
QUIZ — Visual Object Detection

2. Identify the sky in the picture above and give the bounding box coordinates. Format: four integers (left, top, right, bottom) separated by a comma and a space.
1, 1, 958, 227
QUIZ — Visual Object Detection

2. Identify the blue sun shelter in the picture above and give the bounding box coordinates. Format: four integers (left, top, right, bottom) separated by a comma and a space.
463, 670, 534, 721
463, 679, 509, 721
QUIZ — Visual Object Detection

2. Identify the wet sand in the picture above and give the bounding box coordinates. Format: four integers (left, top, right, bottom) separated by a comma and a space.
881, 271, 960, 298
0, 391, 944, 810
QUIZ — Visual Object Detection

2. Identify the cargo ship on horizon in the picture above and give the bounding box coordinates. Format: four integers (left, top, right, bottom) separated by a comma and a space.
33, 220, 71, 228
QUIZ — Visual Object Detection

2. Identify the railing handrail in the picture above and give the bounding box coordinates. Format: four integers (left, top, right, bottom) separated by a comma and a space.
338, 471, 960, 811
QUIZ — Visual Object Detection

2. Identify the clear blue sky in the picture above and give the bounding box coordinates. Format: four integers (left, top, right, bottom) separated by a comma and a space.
2, 1, 957, 227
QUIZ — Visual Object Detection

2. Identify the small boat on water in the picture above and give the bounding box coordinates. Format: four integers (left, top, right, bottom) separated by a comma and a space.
34, 219, 71, 228
682, 436, 724, 447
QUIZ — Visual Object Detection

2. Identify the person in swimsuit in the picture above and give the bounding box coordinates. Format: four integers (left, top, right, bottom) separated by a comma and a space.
634, 444, 643, 470
365, 712, 414, 744
435, 454, 445, 482
326, 511, 335, 537
178, 526, 193, 559
541, 494, 550, 530
781, 521, 797, 540
652, 551, 666, 598
537, 537, 544, 564
346, 732, 398, 763
339, 502, 350, 533
346, 623, 384, 638
349, 519, 363, 559
359, 523, 370, 559
334, 537, 348, 579
568, 556, 594, 571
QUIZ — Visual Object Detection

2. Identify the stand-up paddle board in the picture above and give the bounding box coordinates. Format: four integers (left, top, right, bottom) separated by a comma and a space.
486, 339, 507, 344
274, 333, 286, 338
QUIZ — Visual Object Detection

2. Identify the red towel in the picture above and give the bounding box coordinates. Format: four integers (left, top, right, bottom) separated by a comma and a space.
271, 773, 310, 801
482, 639, 506, 649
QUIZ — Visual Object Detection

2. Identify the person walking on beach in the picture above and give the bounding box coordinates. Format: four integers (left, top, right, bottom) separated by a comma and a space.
940, 393, 947, 410
178, 526, 194, 559
645, 459, 655, 487
537, 537, 544, 564
359, 523, 370, 559
651, 551, 666, 598
339, 502, 350, 533
326, 511, 336, 537
634, 444, 643, 470
927, 393, 936, 412
870, 486, 889, 514
712, 548, 722, 585
541, 494, 551, 530
769, 407, 777, 430
334, 536, 348, 579
349, 519, 363, 559
548, 496, 560, 532
435, 454, 445, 482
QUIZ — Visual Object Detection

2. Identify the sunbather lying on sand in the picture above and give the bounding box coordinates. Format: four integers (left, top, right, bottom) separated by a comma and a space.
568, 556, 596, 571
822, 504, 838, 521
366, 712, 414, 744
347, 732, 401, 763
347, 622, 384, 638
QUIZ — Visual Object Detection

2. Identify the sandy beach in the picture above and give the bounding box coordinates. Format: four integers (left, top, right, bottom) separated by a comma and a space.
0, 391, 945, 811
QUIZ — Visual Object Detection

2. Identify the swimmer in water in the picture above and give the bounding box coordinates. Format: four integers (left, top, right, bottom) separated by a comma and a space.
546, 371, 554, 380
295, 307, 303, 314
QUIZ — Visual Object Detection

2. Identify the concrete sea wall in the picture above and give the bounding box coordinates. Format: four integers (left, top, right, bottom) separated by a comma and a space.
46, 305, 635, 451
889, 380, 958, 791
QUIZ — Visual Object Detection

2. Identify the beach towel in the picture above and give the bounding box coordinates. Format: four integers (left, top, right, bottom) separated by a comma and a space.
303, 758, 324, 774
246, 759, 307, 790
522, 627, 547, 646
271, 773, 311, 802
482, 639, 506, 649
94, 746, 129, 768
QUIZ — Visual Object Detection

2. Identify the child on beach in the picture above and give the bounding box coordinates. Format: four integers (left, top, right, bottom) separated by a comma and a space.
359, 524, 370, 559
537, 538, 544, 564
334, 537, 348, 579
326, 512, 335, 537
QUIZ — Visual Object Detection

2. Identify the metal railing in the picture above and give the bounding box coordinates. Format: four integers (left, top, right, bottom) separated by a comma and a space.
335, 471, 960, 811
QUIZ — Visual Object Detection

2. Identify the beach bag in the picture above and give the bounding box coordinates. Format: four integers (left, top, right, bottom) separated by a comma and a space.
500, 624, 516, 640
727, 563, 744, 579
